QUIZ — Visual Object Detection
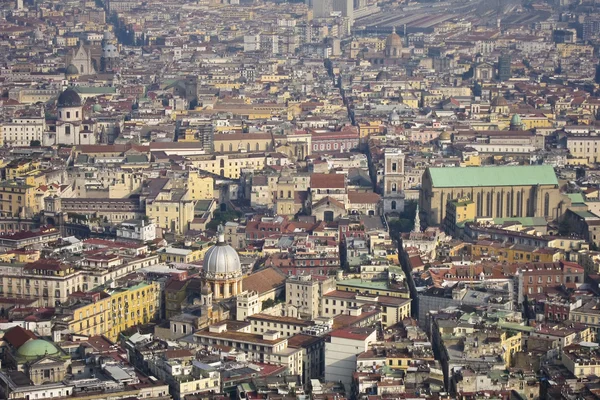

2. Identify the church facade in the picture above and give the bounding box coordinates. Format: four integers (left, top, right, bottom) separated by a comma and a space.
420, 165, 567, 227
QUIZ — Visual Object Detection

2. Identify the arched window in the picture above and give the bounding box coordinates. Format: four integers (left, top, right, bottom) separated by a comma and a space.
247, 143, 250, 152
476, 193, 482, 216
496, 192, 502, 218
229, 143, 233, 152
544, 193, 550, 217
391, 183, 397, 193
506, 193, 512, 217
220, 144, 224, 152
516, 192, 522, 217
256, 143, 260, 151
391, 200, 397, 210
486, 193, 492, 217
288, 190, 292, 198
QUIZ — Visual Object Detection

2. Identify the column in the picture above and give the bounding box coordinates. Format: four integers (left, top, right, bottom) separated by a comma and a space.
238, 280, 243, 294
224, 282, 230, 298
214, 282, 220, 298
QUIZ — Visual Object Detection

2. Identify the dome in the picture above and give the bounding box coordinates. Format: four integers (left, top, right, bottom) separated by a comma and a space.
57, 89, 82, 108
376, 70, 391, 81
510, 113, 522, 125
17, 339, 60, 359
439, 131, 452, 141
491, 95, 508, 107
65, 64, 79, 76
385, 28, 402, 49
102, 44, 118, 58
203, 231, 241, 275
103, 30, 115, 41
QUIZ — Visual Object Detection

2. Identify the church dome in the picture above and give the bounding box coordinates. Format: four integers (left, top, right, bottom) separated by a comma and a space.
103, 30, 115, 41
65, 64, 79, 76
203, 230, 241, 275
439, 131, 452, 141
17, 339, 60, 359
385, 28, 402, 49
102, 44, 118, 58
491, 95, 508, 107
57, 89, 82, 108
510, 113, 522, 125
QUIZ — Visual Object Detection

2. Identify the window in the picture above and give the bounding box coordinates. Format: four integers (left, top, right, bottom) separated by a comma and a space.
391, 162, 397, 172
65, 125, 71, 135
66, 111, 71, 119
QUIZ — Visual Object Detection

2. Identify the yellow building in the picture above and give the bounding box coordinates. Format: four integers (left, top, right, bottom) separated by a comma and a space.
187, 172, 214, 201
145, 188, 195, 234
189, 153, 267, 179
501, 332, 522, 367
0, 250, 40, 263
469, 241, 562, 263
0, 180, 38, 218
336, 279, 410, 299
213, 133, 272, 153
4, 159, 42, 180
444, 198, 476, 234
55, 281, 160, 342
159, 246, 206, 264
521, 115, 553, 130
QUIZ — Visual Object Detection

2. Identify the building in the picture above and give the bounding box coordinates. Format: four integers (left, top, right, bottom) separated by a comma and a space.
325, 327, 377, 391
420, 165, 565, 227
53, 281, 161, 342
322, 290, 411, 327
498, 54, 511, 81
194, 322, 304, 376
0, 180, 37, 218
116, 219, 156, 242
0, 116, 45, 147
50, 89, 98, 146
286, 275, 336, 320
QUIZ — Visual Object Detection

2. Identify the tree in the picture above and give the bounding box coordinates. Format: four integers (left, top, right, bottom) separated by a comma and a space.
206, 209, 242, 231
30, 140, 41, 147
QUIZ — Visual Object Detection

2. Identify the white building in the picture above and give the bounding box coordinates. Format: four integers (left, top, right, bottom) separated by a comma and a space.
325, 327, 377, 391
116, 219, 157, 242
1, 116, 45, 146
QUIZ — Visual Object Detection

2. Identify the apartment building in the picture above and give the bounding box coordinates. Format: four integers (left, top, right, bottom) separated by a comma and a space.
0, 180, 38, 218
247, 314, 315, 338
194, 322, 303, 376
53, 281, 160, 342
286, 274, 336, 319
0, 254, 160, 307
145, 188, 195, 234
1, 116, 45, 146
147, 349, 220, 400
322, 290, 411, 328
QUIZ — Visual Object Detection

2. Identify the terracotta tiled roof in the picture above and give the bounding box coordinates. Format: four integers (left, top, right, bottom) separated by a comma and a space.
348, 191, 381, 204
242, 267, 287, 295
3, 326, 36, 348
311, 173, 345, 189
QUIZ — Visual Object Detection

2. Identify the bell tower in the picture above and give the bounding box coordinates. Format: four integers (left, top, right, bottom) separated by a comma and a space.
383, 148, 405, 213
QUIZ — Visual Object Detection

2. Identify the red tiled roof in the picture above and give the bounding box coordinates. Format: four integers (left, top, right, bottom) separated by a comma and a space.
311, 173, 345, 189
3, 325, 37, 348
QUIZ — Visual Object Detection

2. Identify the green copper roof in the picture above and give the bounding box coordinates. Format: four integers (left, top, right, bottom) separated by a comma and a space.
510, 113, 522, 125
427, 165, 558, 188
17, 339, 60, 358
567, 193, 585, 205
